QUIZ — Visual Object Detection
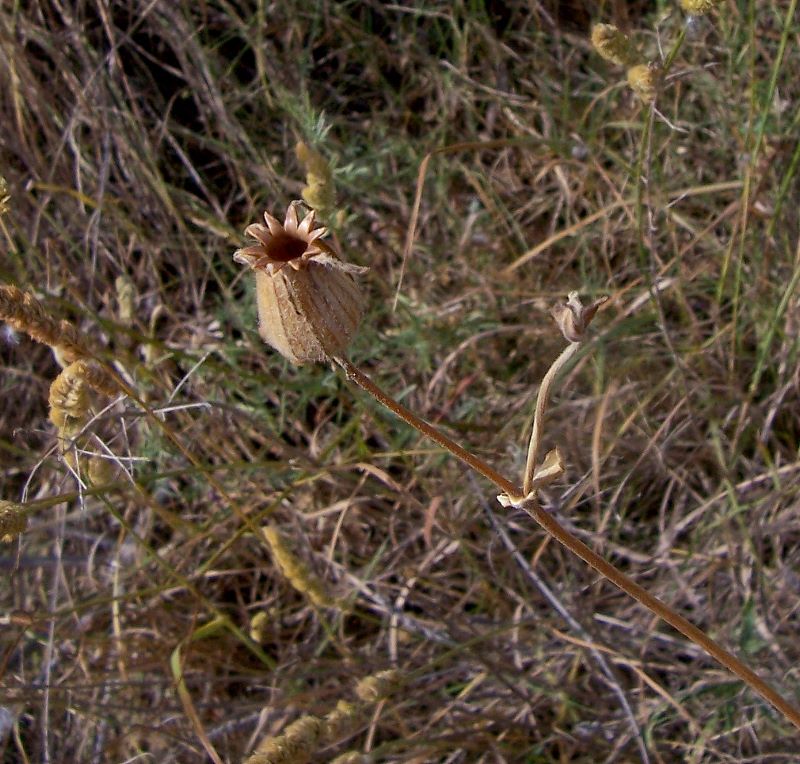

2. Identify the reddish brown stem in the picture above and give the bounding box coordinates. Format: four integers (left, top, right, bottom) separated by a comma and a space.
335, 357, 516, 495
335, 355, 800, 731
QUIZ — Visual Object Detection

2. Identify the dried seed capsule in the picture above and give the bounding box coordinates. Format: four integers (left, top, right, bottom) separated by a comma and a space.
234, 203, 367, 365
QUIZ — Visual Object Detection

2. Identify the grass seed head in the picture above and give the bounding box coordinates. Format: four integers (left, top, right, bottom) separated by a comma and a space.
296, 141, 336, 220
591, 24, 636, 67
0, 176, 9, 216
0, 501, 27, 542
262, 525, 334, 608
49, 361, 93, 435
680, 0, 724, 15
0, 285, 87, 364
355, 669, 400, 703
322, 700, 360, 741
234, 203, 366, 365
627, 63, 660, 104
246, 715, 323, 764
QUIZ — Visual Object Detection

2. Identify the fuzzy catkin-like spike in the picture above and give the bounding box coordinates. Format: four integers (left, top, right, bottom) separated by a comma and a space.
627, 63, 660, 104
49, 361, 92, 435
0, 176, 9, 215
72, 359, 119, 397
591, 23, 636, 67
0, 285, 88, 363
680, 0, 724, 14
355, 669, 400, 703
330, 754, 370, 764
321, 700, 361, 743
244, 715, 323, 764
296, 141, 336, 219
0, 501, 27, 542
262, 525, 333, 608
247, 670, 401, 763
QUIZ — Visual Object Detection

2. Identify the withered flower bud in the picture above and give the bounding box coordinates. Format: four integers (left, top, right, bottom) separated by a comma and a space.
551, 292, 608, 343
234, 202, 367, 365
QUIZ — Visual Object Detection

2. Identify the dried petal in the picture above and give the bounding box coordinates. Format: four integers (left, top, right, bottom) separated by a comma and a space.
529, 448, 565, 490
551, 291, 608, 343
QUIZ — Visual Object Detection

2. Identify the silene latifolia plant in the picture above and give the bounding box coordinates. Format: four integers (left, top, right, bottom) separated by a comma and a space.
233, 199, 800, 732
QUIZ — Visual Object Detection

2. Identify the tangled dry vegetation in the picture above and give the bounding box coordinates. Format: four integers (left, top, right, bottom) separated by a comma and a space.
2, 1, 800, 761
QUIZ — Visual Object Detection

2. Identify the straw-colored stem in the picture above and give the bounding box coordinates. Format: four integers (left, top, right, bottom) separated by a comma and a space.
335, 355, 800, 731
522, 342, 579, 495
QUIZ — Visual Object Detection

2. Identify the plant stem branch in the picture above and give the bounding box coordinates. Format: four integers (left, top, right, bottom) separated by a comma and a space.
335, 355, 800, 731
516, 497, 800, 731
333, 356, 517, 496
